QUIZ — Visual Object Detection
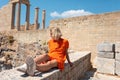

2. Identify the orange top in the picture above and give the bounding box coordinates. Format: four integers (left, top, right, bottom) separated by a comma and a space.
48, 38, 69, 70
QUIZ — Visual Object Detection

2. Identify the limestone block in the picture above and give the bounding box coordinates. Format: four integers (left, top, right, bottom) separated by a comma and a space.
115, 60, 120, 76
97, 52, 115, 59
115, 43, 120, 52
115, 52, 120, 61
97, 42, 114, 52
97, 57, 115, 75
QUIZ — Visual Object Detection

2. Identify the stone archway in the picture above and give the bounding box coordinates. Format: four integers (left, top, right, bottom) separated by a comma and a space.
10, 0, 30, 31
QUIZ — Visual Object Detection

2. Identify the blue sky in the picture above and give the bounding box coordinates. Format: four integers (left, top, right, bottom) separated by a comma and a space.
0, 0, 120, 28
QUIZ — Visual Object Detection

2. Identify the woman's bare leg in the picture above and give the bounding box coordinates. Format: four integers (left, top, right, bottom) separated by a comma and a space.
36, 59, 58, 72
34, 54, 50, 64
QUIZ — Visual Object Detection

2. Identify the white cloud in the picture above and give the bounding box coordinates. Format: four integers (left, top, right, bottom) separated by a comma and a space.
50, 9, 94, 18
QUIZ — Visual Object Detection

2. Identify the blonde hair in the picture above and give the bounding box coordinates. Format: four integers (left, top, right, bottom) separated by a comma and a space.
50, 27, 62, 40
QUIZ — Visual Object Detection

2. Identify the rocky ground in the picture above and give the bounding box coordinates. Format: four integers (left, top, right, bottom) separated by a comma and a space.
0, 32, 48, 71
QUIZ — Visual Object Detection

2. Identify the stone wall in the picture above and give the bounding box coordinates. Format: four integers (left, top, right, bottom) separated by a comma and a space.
11, 29, 49, 43
20, 24, 40, 31
0, 3, 12, 31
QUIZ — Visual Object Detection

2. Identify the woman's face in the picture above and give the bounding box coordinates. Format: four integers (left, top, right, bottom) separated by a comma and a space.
50, 31, 54, 39
50, 29, 60, 40
50, 31, 57, 40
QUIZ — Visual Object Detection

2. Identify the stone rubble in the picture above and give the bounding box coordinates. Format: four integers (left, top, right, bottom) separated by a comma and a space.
0, 33, 48, 71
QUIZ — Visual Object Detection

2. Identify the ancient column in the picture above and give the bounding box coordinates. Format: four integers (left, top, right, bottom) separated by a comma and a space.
16, 2, 21, 31
34, 7, 39, 30
11, 3, 16, 29
42, 10, 46, 29
25, 4, 30, 30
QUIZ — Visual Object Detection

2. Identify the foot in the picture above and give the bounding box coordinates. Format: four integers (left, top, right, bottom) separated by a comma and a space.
16, 63, 27, 73
26, 56, 36, 76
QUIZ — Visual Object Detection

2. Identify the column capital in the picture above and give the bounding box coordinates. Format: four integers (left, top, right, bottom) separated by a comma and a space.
35, 7, 39, 9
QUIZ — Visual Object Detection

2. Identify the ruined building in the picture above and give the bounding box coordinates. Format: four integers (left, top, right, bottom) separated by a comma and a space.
0, 0, 46, 31
0, 0, 120, 69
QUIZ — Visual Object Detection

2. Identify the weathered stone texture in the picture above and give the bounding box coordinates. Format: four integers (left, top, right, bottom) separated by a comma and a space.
115, 60, 120, 76
97, 42, 114, 52
12, 29, 49, 43
0, 3, 12, 31
115, 42, 120, 53
115, 52, 120, 61
97, 52, 114, 59
97, 57, 115, 75
97, 42, 120, 77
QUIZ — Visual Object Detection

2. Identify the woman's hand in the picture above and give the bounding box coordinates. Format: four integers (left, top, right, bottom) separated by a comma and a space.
69, 62, 73, 67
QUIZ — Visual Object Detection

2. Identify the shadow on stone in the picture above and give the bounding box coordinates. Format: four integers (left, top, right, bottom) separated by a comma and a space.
21, 73, 29, 77
80, 68, 97, 80
34, 72, 42, 77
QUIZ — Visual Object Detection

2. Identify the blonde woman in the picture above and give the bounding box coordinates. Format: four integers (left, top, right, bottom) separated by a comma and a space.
17, 27, 73, 76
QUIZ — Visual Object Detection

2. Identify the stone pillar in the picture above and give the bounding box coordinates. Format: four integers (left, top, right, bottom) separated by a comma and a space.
25, 4, 30, 30
34, 7, 39, 30
11, 3, 16, 29
42, 10, 46, 29
16, 2, 21, 31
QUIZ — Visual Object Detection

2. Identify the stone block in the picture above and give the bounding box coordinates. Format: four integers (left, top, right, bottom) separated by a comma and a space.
97, 57, 115, 75
115, 43, 120, 52
115, 60, 120, 76
97, 52, 115, 59
97, 42, 114, 52
115, 52, 120, 61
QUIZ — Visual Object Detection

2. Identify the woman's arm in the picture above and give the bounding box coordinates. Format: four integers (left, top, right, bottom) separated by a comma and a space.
66, 50, 73, 67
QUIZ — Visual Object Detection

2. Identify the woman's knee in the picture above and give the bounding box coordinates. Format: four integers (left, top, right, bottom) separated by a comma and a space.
36, 60, 57, 72
49, 60, 58, 68
36, 63, 51, 72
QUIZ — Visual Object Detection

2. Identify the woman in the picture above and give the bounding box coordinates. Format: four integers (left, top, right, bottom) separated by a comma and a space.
17, 27, 73, 76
